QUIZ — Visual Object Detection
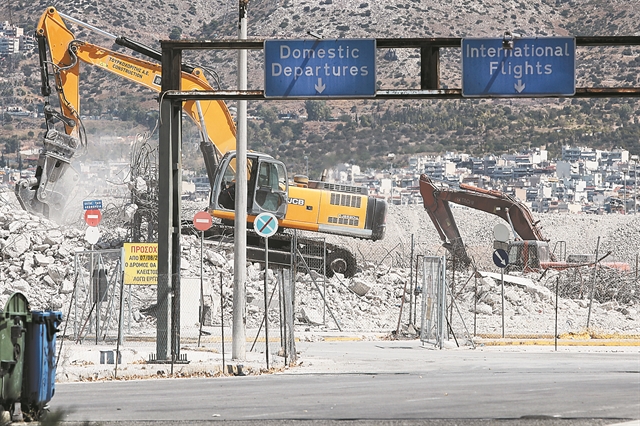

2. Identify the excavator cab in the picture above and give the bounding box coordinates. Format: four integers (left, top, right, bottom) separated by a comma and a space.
211, 151, 288, 219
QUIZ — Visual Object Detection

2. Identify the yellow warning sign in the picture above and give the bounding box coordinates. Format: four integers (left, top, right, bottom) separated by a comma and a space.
123, 243, 158, 285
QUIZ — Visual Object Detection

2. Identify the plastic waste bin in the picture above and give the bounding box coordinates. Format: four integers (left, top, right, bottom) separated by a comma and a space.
0, 292, 30, 415
21, 310, 63, 421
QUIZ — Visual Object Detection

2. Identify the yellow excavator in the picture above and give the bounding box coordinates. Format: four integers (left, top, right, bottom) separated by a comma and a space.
15, 7, 387, 277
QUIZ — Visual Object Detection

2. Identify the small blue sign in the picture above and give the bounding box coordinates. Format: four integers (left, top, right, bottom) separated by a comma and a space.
493, 249, 509, 268
264, 39, 376, 98
462, 37, 575, 97
83, 199, 102, 210
254, 212, 278, 238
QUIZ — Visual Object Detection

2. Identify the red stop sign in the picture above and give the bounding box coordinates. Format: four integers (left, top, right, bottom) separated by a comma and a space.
84, 209, 102, 227
193, 211, 212, 231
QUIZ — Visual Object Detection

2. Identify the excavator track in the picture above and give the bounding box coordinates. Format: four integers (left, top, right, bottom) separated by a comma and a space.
183, 221, 357, 278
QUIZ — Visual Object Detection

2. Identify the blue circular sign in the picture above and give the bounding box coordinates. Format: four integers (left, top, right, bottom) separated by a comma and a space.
493, 249, 509, 268
254, 212, 278, 238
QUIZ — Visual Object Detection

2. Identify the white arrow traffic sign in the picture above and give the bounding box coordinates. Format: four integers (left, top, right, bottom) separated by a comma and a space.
315, 78, 326, 94
493, 249, 509, 268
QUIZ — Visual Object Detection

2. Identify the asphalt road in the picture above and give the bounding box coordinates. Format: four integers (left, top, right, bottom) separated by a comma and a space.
47, 341, 639, 425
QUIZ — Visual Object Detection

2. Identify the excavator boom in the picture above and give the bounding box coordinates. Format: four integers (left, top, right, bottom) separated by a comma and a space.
17, 7, 235, 220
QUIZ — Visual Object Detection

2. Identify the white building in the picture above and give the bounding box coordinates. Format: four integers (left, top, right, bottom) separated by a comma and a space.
0, 22, 29, 55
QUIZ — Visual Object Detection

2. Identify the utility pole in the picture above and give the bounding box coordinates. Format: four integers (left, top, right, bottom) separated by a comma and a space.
623, 165, 627, 215
232, 0, 249, 361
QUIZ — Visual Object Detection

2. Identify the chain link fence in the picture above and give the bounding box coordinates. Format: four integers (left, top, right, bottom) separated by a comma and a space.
56, 225, 639, 374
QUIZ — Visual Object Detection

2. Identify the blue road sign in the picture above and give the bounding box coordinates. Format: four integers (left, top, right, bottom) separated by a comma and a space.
264, 39, 376, 98
493, 249, 509, 268
254, 212, 278, 238
462, 37, 575, 97
83, 199, 102, 210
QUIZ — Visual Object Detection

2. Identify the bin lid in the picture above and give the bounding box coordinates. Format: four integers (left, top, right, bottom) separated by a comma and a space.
2, 292, 30, 318
30, 310, 64, 324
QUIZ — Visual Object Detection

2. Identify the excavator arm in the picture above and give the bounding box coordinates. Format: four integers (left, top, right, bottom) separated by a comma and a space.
16, 7, 236, 220
419, 174, 547, 264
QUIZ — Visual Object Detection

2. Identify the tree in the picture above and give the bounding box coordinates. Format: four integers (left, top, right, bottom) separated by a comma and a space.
279, 126, 294, 141
21, 64, 33, 78
169, 27, 183, 40
304, 100, 331, 121
256, 105, 277, 123
2, 135, 19, 155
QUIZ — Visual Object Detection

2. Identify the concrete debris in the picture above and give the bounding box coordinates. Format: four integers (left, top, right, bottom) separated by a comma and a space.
348, 279, 370, 296
0, 190, 638, 341
300, 307, 324, 325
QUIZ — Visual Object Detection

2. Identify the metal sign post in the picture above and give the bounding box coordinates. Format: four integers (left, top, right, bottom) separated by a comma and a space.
254, 212, 278, 369
263, 236, 270, 370
193, 211, 212, 347
493, 248, 509, 338
84, 208, 102, 343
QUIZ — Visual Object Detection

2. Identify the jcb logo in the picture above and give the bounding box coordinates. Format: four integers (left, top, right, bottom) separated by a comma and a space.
288, 197, 305, 206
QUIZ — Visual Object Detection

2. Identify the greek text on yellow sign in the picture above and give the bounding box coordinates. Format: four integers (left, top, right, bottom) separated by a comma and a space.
123, 243, 158, 285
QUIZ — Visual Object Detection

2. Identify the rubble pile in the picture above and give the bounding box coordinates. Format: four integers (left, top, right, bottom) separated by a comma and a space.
1, 190, 638, 339
0, 194, 85, 311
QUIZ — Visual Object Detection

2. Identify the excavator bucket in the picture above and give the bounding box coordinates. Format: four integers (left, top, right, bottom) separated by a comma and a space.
15, 129, 80, 222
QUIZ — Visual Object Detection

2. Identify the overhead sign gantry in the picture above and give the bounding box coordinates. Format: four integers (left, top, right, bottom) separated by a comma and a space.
155, 34, 640, 365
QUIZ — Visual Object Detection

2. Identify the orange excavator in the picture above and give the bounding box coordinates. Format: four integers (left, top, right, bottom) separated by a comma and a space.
14, 7, 388, 277
419, 174, 547, 267
419, 174, 630, 271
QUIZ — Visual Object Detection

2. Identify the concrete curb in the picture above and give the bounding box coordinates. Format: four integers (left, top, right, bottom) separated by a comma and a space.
475, 338, 640, 346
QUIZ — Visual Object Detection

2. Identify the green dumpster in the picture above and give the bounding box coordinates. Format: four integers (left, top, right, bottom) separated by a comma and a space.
0, 292, 30, 416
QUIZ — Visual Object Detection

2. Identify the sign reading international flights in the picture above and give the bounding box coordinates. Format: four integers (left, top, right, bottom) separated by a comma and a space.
462, 37, 575, 97
123, 243, 158, 285
264, 39, 376, 98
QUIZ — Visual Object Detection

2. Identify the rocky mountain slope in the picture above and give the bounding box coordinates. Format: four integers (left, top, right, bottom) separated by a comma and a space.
1, 0, 639, 175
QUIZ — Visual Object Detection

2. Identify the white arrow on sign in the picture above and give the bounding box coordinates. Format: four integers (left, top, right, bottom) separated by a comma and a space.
514, 80, 526, 93
315, 78, 326, 94
495, 251, 507, 266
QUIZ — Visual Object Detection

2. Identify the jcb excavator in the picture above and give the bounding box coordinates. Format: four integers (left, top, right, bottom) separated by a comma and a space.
15, 7, 387, 277
418, 174, 553, 271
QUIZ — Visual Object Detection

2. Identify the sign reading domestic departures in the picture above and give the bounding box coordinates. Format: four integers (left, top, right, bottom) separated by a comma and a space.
123, 242, 158, 285
264, 39, 376, 98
